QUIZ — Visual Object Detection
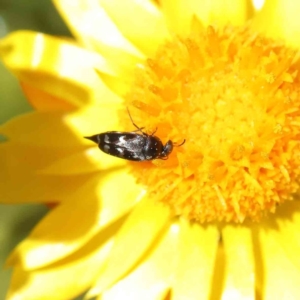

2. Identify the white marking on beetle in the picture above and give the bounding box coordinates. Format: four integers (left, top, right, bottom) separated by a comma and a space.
104, 135, 110, 143
117, 148, 125, 157
118, 136, 128, 145
103, 144, 110, 152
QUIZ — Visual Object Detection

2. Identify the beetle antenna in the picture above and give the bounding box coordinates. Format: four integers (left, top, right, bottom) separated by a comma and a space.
174, 139, 186, 147
126, 107, 145, 134
150, 127, 158, 136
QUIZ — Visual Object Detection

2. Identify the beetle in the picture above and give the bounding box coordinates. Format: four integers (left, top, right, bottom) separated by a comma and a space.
85, 108, 185, 161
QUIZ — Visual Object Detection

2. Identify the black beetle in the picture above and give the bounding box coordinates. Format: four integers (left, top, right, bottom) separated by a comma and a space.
85, 109, 185, 161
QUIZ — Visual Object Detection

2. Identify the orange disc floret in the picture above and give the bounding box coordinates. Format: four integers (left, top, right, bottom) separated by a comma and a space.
125, 25, 300, 223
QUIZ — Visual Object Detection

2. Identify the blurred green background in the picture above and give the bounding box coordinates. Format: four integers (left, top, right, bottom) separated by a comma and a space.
0, 0, 70, 297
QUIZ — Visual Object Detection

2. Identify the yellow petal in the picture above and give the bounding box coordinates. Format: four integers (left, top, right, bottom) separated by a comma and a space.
257, 224, 300, 299
221, 225, 255, 300
7, 238, 113, 300
67, 103, 123, 139
0, 111, 84, 146
20, 82, 76, 112
1, 141, 121, 190
0, 31, 115, 107
0, 103, 127, 203
88, 199, 170, 297
53, 0, 144, 71
53, 0, 146, 95
0, 142, 82, 174
209, 241, 226, 300
96, 71, 135, 97
99, 0, 169, 56
100, 223, 180, 300
0, 104, 121, 146
41, 147, 126, 175
7, 169, 143, 269
265, 201, 300, 270
172, 218, 219, 300
252, 0, 300, 48
161, 0, 254, 35
0, 165, 95, 204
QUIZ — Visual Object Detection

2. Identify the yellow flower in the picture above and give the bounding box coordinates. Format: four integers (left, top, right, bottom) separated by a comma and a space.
1, 0, 300, 299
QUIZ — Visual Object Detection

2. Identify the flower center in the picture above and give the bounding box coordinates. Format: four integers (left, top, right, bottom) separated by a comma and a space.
125, 25, 300, 223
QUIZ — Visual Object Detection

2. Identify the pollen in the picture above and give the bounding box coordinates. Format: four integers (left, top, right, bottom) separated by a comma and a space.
125, 25, 300, 223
